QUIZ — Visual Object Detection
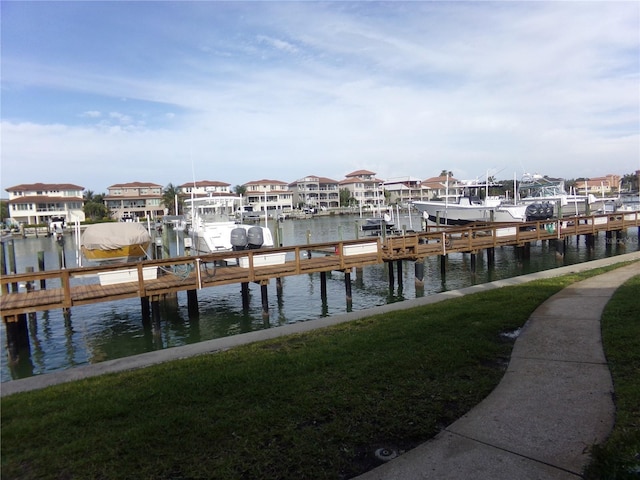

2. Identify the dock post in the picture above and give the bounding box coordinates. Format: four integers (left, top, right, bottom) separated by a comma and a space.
555, 237, 565, 258
523, 242, 531, 259
141, 296, 150, 321
260, 282, 269, 317
440, 254, 446, 276
388, 261, 395, 289
320, 271, 327, 301
187, 289, 199, 318
414, 260, 425, 297
56, 241, 67, 269
344, 270, 353, 309
396, 261, 403, 288
241, 282, 250, 310
3, 314, 31, 364
38, 251, 46, 289
7, 239, 19, 292
154, 237, 163, 260
486, 247, 495, 269
470, 252, 477, 273
414, 260, 424, 287
151, 295, 161, 328
0, 240, 7, 295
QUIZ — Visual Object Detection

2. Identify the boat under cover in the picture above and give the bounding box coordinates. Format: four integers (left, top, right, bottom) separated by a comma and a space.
81, 223, 152, 264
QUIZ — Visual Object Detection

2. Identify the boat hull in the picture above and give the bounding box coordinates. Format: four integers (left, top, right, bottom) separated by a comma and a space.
412, 201, 527, 226
81, 243, 150, 264
191, 223, 275, 254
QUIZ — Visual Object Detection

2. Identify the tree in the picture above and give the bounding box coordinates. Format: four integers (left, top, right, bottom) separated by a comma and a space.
439, 170, 454, 178
0, 199, 9, 226
621, 173, 639, 193
83, 191, 108, 221
233, 185, 247, 196
162, 183, 182, 215
339, 188, 356, 207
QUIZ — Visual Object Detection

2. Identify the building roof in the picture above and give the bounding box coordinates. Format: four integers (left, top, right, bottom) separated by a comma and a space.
178, 180, 231, 188
289, 175, 339, 186
244, 179, 289, 185
107, 182, 163, 189
7, 195, 83, 204
345, 169, 376, 178
5, 182, 84, 192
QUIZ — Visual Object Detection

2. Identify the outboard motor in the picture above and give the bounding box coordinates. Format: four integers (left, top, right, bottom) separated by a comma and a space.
247, 226, 264, 249
230, 227, 248, 251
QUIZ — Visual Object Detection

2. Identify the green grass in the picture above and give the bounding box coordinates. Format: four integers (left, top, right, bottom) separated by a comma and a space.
584, 274, 640, 480
0, 265, 635, 480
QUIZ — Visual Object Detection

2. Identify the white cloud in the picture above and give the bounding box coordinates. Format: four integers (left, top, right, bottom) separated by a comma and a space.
1, 1, 638, 193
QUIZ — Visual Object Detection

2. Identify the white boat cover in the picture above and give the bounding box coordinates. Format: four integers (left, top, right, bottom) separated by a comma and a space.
81, 223, 151, 250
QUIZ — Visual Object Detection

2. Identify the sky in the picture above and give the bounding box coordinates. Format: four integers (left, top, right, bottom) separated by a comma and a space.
1, 1, 639, 194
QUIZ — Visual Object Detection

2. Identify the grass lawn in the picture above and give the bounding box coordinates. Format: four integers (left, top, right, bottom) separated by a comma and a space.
584, 274, 640, 480
1, 264, 637, 480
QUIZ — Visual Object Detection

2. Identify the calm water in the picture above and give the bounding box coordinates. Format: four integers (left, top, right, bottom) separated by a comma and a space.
1, 214, 637, 382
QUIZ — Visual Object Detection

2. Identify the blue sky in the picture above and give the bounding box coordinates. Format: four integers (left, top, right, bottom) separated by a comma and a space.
2, 1, 639, 193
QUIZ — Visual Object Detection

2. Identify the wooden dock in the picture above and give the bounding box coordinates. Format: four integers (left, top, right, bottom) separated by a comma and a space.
2, 211, 639, 321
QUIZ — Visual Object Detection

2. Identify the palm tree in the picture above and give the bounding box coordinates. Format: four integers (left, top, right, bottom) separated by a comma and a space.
162, 183, 182, 215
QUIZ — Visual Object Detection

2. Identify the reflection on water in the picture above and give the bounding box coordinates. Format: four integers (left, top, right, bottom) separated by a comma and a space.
1, 214, 637, 381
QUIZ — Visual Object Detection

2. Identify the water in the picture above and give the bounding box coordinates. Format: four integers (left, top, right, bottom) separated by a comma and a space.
1, 214, 637, 382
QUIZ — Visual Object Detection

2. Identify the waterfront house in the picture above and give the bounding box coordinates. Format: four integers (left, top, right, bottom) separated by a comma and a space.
289, 175, 340, 210
244, 179, 294, 215
575, 175, 621, 197
382, 176, 425, 205
5, 183, 85, 226
339, 170, 386, 210
420, 175, 459, 200
177, 180, 233, 199
103, 182, 164, 221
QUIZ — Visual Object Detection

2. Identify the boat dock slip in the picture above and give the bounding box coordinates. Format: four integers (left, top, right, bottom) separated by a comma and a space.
2, 211, 639, 321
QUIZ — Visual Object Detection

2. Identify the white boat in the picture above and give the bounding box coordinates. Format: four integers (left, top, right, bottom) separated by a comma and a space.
81, 222, 152, 264
185, 196, 274, 254
517, 174, 599, 217
411, 181, 528, 226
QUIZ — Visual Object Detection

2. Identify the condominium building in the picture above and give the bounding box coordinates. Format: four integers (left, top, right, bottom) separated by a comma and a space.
338, 170, 386, 209
244, 179, 294, 214
103, 182, 164, 221
289, 175, 340, 210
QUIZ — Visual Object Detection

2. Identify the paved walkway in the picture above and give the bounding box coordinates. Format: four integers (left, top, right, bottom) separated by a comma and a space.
354, 257, 639, 480
2, 252, 639, 480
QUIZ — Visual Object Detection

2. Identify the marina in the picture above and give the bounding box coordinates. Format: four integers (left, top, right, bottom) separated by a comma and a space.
1, 212, 639, 382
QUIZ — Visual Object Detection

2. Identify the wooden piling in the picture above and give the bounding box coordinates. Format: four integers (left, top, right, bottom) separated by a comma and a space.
187, 289, 199, 318
320, 271, 327, 300
486, 247, 495, 268
260, 282, 269, 317
241, 282, 250, 310
3, 314, 31, 363
388, 261, 395, 289
38, 251, 46, 289
344, 270, 352, 302
414, 260, 424, 287
396, 261, 403, 288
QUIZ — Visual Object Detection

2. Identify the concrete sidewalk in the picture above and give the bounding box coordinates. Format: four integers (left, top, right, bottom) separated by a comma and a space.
354, 259, 639, 480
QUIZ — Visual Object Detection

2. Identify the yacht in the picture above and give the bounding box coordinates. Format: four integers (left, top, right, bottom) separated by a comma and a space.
411, 181, 528, 226
185, 196, 274, 254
